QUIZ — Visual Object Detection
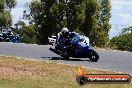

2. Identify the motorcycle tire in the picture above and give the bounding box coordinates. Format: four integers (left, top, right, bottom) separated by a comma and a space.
88, 50, 99, 62
61, 51, 69, 60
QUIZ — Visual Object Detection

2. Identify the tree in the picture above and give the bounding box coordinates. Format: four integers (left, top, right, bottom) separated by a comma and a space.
5, 0, 16, 11
109, 33, 132, 51
13, 20, 37, 44
20, 25, 37, 43
24, 0, 58, 44
0, 11, 12, 30
95, 0, 111, 47
81, 0, 98, 36
0, 0, 16, 31
66, 0, 85, 32
14, 20, 26, 30
122, 26, 132, 34
109, 26, 132, 51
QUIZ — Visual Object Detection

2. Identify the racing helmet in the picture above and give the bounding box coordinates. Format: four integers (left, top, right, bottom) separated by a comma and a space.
7, 30, 11, 33
61, 28, 69, 35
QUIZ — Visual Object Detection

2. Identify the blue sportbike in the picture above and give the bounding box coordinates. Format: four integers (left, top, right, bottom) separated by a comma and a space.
48, 32, 99, 62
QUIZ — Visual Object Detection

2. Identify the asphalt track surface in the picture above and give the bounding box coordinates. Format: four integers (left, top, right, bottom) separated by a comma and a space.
0, 42, 132, 74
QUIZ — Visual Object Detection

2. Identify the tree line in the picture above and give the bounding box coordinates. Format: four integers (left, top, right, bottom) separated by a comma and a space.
109, 26, 132, 51
23, 0, 111, 46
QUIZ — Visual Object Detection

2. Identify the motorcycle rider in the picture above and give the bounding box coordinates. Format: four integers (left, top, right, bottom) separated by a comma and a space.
56, 28, 69, 50
2, 32, 8, 42
7, 30, 14, 37
56, 27, 76, 53
57, 28, 69, 42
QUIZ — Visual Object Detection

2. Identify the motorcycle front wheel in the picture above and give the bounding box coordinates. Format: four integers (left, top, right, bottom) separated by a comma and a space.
88, 50, 99, 62
61, 51, 70, 60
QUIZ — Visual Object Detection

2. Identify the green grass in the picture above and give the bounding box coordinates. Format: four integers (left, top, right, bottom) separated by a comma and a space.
0, 56, 131, 88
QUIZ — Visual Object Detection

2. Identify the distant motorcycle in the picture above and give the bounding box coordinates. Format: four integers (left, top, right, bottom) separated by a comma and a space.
0, 33, 20, 43
9, 35, 20, 43
0, 34, 4, 42
48, 32, 99, 62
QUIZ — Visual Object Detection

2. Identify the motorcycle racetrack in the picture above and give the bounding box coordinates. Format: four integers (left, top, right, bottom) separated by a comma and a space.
0, 42, 132, 74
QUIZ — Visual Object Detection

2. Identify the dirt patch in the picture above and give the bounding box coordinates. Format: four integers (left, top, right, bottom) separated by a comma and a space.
0, 67, 41, 79
0, 56, 75, 80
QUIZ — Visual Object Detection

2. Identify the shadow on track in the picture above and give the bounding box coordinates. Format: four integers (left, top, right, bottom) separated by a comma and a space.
41, 57, 91, 61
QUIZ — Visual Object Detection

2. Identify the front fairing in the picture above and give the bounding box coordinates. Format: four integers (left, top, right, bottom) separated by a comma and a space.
70, 33, 91, 48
